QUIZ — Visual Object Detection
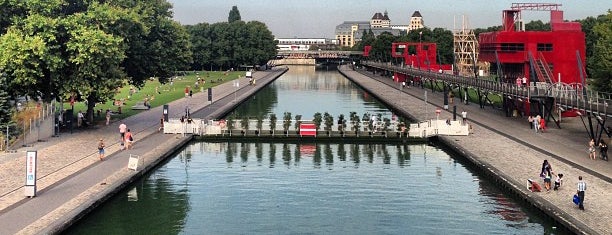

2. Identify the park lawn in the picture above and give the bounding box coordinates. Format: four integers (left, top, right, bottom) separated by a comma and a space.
66, 71, 245, 124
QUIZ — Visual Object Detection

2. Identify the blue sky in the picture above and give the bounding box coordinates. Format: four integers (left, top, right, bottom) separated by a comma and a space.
168, 0, 609, 38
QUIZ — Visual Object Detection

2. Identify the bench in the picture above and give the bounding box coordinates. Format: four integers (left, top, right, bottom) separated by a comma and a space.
131, 101, 150, 110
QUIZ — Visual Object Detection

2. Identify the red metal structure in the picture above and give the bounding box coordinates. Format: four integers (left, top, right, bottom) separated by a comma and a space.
387, 42, 452, 82
479, 3, 586, 85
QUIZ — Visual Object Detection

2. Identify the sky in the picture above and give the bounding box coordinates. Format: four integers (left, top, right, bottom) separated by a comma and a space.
168, 0, 610, 38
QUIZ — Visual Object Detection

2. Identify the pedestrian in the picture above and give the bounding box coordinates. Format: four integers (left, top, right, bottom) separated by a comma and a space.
158, 116, 164, 132
539, 117, 546, 132
124, 129, 133, 150
402, 81, 406, 89
576, 176, 587, 210
521, 76, 527, 87
449, 91, 454, 104
540, 159, 552, 178
184, 86, 189, 97
98, 138, 105, 161
553, 173, 563, 190
105, 109, 111, 125
527, 179, 542, 192
119, 123, 127, 149
516, 76, 522, 88
461, 110, 467, 125
77, 110, 84, 127
588, 138, 596, 160
527, 115, 533, 129
534, 115, 541, 133
543, 168, 552, 192
599, 140, 608, 161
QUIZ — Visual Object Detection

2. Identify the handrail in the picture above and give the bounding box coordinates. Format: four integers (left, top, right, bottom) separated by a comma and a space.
538, 51, 554, 83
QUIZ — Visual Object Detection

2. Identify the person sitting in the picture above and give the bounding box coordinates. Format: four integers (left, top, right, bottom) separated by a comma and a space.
527, 179, 542, 192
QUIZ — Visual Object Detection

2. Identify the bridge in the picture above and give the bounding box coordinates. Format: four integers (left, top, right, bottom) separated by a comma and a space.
276, 50, 362, 59
361, 61, 612, 139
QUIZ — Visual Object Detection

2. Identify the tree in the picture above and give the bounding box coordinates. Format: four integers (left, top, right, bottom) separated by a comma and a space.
588, 10, 612, 93
0, 0, 192, 124
0, 73, 11, 125
228, 6, 241, 23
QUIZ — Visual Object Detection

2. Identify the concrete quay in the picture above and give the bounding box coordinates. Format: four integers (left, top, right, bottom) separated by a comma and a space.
339, 65, 611, 235
0, 67, 288, 234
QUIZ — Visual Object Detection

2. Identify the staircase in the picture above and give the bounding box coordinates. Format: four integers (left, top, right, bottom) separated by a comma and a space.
534, 52, 554, 83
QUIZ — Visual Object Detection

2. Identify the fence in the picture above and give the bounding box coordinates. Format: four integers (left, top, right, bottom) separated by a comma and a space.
2, 102, 56, 151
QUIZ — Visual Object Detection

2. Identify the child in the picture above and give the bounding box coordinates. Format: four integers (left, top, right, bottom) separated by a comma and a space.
543, 168, 552, 191
98, 139, 105, 161
553, 173, 563, 190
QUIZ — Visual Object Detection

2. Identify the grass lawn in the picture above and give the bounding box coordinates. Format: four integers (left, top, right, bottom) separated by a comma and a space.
66, 71, 245, 125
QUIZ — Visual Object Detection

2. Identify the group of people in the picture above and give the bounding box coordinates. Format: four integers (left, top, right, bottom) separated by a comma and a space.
588, 138, 608, 161
96, 122, 135, 161
527, 115, 546, 133
527, 159, 587, 210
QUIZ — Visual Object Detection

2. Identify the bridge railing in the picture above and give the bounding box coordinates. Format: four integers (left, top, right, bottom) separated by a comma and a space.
362, 61, 612, 116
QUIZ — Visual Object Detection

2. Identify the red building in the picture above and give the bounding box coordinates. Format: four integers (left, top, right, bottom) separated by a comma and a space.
390, 42, 452, 71
479, 3, 586, 85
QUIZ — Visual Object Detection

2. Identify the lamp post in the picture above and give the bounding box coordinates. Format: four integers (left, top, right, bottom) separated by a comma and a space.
418, 31, 422, 70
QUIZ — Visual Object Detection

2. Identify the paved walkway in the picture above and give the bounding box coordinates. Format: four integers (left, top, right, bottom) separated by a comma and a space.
340, 65, 611, 235
0, 67, 287, 234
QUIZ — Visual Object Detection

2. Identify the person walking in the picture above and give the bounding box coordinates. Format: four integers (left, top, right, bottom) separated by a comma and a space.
577, 176, 587, 210
588, 138, 596, 160
461, 110, 467, 125
98, 139, 105, 161
77, 110, 84, 127
599, 140, 608, 161
124, 129, 133, 150
528, 115, 533, 129
158, 116, 164, 132
105, 109, 111, 125
553, 173, 563, 190
119, 123, 127, 149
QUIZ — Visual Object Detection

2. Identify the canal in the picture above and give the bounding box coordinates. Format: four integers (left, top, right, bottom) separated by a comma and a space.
66, 66, 568, 234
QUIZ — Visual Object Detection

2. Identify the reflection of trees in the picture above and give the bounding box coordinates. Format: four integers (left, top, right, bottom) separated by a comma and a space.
324, 144, 333, 168
67, 171, 190, 235
337, 143, 347, 162
365, 144, 374, 163
269, 143, 276, 168
226, 85, 278, 118
350, 144, 360, 166
293, 144, 301, 166
225, 142, 236, 164
382, 145, 391, 165
282, 143, 291, 166
313, 144, 321, 168
255, 143, 263, 165
240, 143, 249, 167
396, 145, 411, 167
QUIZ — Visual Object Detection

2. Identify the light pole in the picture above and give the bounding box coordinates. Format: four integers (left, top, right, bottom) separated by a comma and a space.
418, 31, 422, 70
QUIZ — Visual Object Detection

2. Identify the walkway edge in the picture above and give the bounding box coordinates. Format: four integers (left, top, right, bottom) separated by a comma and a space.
23, 135, 193, 235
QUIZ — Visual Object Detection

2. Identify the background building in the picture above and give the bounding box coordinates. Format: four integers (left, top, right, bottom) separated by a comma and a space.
335, 10, 424, 48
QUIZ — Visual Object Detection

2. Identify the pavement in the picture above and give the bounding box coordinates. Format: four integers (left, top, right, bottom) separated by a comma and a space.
0, 67, 288, 235
340, 65, 611, 235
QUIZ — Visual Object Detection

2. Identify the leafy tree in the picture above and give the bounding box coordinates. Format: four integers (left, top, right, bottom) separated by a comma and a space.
282, 112, 292, 134
524, 20, 550, 31
228, 6, 241, 23
269, 113, 277, 135
588, 10, 612, 93
0, 73, 11, 125
313, 112, 322, 131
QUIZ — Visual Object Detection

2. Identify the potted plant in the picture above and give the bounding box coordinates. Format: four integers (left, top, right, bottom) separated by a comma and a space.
313, 112, 322, 136
294, 114, 302, 134
382, 117, 391, 137
226, 115, 235, 136
240, 116, 249, 136
323, 112, 334, 136
269, 113, 277, 136
256, 115, 263, 136
283, 112, 292, 136
350, 112, 360, 136
362, 113, 372, 137
337, 114, 346, 137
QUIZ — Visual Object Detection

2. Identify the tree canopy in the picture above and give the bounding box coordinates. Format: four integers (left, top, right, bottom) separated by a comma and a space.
587, 10, 611, 93
0, 0, 192, 122
228, 6, 241, 23
186, 7, 277, 71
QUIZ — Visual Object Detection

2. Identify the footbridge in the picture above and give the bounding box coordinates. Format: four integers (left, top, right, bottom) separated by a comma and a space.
362, 61, 612, 139
276, 50, 362, 59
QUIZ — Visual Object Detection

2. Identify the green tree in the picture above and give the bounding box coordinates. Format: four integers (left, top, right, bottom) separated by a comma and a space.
0, 73, 11, 125
228, 6, 241, 23
588, 10, 612, 93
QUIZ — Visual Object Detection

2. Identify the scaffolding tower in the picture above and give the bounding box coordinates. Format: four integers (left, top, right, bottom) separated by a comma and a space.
453, 15, 479, 77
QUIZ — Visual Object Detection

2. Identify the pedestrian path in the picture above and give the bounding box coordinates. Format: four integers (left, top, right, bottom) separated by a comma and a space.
341, 65, 611, 235
0, 67, 287, 234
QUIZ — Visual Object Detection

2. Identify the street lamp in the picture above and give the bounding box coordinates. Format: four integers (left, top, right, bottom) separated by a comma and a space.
418, 31, 422, 70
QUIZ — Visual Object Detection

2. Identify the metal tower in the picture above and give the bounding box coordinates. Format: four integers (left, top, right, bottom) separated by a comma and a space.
453, 15, 478, 77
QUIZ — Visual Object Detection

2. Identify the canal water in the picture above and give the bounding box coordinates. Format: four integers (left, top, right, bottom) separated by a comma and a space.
66, 66, 568, 234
